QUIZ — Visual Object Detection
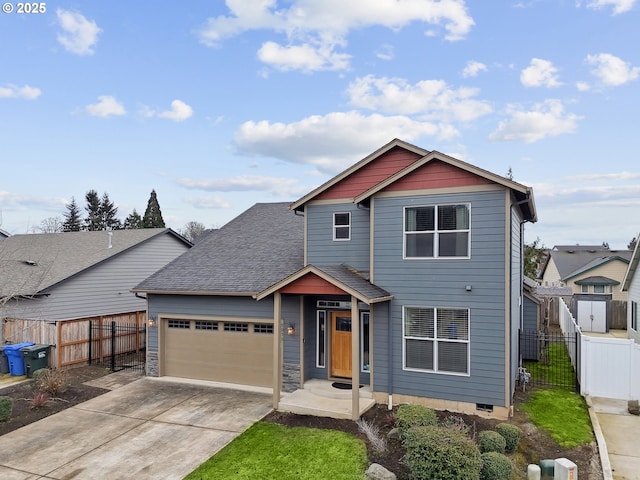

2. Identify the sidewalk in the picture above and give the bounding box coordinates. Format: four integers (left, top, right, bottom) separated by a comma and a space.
589, 396, 640, 480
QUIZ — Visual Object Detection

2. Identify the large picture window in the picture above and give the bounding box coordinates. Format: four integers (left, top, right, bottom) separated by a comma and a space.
403, 306, 469, 375
404, 204, 470, 258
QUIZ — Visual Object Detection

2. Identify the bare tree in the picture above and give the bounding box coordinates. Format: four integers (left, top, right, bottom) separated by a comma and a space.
38, 217, 64, 233
180, 221, 206, 242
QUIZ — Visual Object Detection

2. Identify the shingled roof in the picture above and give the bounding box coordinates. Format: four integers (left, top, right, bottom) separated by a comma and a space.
133, 203, 304, 295
544, 245, 632, 281
0, 228, 186, 299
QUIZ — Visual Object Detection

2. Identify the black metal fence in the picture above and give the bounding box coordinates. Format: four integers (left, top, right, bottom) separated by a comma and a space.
88, 321, 146, 372
519, 330, 579, 392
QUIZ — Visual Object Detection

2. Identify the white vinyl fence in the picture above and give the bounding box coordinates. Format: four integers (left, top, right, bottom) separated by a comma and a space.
559, 298, 640, 401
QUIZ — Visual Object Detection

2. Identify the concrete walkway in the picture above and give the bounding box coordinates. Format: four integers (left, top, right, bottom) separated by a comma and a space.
0, 375, 272, 480
590, 396, 640, 480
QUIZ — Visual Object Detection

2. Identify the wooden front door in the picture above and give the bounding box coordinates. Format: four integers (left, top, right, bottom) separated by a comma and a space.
330, 311, 352, 377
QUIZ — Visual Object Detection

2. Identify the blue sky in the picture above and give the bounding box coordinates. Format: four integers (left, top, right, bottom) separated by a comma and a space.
1, 0, 639, 249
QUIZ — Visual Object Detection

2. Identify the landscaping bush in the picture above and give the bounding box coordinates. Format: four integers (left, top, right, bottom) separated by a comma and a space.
396, 404, 438, 438
480, 451, 513, 480
32, 368, 69, 397
0, 396, 13, 423
440, 415, 471, 435
478, 430, 506, 454
403, 425, 482, 480
495, 423, 522, 453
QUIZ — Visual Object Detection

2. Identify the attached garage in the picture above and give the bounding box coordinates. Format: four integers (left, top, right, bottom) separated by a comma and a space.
161, 317, 274, 388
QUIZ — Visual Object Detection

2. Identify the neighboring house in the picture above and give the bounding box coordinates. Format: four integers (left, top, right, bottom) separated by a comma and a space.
134, 139, 537, 420
622, 234, 640, 344
0, 228, 191, 367
540, 245, 632, 332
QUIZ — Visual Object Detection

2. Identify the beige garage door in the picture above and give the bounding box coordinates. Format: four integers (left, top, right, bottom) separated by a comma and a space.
162, 318, 273, 388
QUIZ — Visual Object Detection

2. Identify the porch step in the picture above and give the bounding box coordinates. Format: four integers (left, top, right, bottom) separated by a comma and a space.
278, 388, 376, 420
304, 379, 373, 400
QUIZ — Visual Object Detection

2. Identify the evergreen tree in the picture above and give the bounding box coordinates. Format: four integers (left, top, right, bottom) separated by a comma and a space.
142, 190, 165, 228
629, 237, 638, 251
84, 190, 102, 231
124, 209, 143, 229
524, 237, 546, 279
100, 192, 121, 230
62, 197, 83, 232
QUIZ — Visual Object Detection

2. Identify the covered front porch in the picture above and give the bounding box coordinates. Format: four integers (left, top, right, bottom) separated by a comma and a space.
256, 264, 392, 420
279, 379, 376, 419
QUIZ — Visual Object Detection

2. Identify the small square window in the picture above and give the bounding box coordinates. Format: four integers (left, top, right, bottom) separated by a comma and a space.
594, 285, 605, 294
254, 323, 274, 334
224, 322, 249, 332
195, 321, 218, 331
333, 212, 350, 241
168, 319, 190, 329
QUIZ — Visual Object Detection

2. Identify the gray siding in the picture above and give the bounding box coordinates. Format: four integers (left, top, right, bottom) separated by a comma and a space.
510, 207, 523, 398
4, 234, 189, 321
306, 203, 370, 271
628, 268, 640, 343
147, 293, 300, 364
371, 190, 508, 407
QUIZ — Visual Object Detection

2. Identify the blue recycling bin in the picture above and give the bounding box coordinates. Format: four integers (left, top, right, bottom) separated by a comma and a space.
4, 342, 35, 376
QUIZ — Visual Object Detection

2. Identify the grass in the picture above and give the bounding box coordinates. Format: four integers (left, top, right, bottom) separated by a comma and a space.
520, 388, 594, 448
184, 421, 368, 480
524, 342, 577, 389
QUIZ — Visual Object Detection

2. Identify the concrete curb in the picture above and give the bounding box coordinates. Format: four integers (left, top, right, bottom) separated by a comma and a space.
585, 395, 614, 480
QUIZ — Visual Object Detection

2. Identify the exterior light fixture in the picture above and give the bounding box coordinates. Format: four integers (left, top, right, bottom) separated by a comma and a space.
287, 323, 296, 336
148, 315, 157, 327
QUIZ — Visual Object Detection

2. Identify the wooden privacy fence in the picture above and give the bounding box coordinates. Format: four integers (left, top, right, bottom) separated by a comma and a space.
2, 311, 146, 368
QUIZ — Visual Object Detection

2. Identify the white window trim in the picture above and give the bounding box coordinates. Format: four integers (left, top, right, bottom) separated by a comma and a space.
316, 310, 327, 368
403, 203, 471, 260
361, 312, 370, 373
333, 212, 351, 241
402, 305, 470, 377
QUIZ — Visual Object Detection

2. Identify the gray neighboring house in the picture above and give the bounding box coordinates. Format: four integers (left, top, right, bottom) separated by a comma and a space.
134, 139, 537, 420
0, 228, 191, 367
622, 235, 640, 344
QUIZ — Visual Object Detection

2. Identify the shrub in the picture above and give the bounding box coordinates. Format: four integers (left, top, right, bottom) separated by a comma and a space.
480, 452, 513, 480
33, 368, 69, 397
356, 417, 387, 453
30, 392, 49, 409
441, 415, 471, 435
478, 430, 506, 454
403, 425, 482, 480
0, 396, 13, 423
495, 423, 522, 453
396, 404, 438, 438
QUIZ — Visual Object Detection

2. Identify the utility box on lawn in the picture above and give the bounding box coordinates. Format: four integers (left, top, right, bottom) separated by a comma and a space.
20, 344, 50, 378
3, 342, 35, 376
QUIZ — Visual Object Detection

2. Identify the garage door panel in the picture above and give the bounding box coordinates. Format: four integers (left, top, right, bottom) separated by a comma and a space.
163, 320, 273, 387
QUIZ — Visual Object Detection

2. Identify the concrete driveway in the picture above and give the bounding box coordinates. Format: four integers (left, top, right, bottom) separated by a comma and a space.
0, 377, 272, 480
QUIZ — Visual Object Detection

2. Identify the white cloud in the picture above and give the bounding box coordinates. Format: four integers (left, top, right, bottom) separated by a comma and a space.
233, 110, 458, 173
582, 0, 637, 15
462, 60, 487, 78
347, 75, 492, 122
520, 58, 562, 88
84, 96, 126, 117
586, 53, 640, 86
56, 9, 101, 56
375, 44, 395, 61
178, 175, 299, 192
576, 81, 591, 91
159, 100, 193, 121
257, 41, 350, 72
187, 195, 231, 209
488, 99, 581, 143
197, 0, 475, 71
0, 84, 41, 99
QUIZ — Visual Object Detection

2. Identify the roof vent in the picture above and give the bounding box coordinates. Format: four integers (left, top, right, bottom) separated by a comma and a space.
24, 260, 37, 266
107, 231, 113, 249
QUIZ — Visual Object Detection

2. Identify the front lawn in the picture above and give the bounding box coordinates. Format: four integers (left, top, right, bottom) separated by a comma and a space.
184, 421, 368, 480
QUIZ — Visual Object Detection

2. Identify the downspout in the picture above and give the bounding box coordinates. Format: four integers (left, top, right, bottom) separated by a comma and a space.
387, 301, 393, 409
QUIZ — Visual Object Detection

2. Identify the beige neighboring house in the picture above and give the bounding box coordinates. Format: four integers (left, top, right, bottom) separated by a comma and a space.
540, 245, 632, 332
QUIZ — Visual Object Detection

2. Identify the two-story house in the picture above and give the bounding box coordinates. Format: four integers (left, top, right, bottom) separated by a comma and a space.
133, 139, 537, 420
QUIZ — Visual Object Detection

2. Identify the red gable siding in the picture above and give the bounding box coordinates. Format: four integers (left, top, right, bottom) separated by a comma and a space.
280, 273, 346, 295
316, 147, 422, 200
384, 160, 493, 192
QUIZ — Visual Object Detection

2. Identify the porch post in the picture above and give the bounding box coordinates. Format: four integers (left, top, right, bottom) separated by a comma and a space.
351, 296, 360, 420
272, 291, 282, 409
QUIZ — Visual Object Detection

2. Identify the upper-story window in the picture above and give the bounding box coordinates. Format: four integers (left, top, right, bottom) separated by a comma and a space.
404, 204, 470, 258
333, 212, 351, 241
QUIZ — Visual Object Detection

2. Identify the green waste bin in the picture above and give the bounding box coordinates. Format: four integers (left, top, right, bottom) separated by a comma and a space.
20, 344, 50, 378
